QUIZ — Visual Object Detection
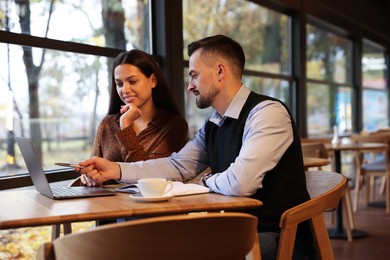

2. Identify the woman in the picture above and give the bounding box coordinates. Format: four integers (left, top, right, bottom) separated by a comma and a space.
92, 49, 188, 162
78, 50, 188, 187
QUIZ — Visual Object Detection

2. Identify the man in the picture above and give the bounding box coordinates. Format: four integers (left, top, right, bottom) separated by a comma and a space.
79, 35, 315, 259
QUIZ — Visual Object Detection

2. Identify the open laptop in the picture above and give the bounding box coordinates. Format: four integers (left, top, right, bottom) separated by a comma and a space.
15, 137, 116, 199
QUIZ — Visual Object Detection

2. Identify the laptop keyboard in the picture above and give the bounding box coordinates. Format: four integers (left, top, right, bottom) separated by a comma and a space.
52, 186, 88, 196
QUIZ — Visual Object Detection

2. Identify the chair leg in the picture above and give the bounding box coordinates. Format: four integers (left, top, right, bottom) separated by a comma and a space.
386, 176, 390, 214
344, 185, 355, 230
51, 223, 72, 241
367, 175, 375, 204
353, 172, 362, 212
63, 223, 72, 235
51, 224, 61, 241
380, 176, 386, 194
245, 230, 261, 260
311, 215, 335, 260
342, 190, 354, 242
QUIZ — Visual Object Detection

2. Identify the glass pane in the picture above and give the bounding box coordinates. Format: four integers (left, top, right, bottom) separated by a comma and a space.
183, 0, 293, 137
307, 83, 353, 136
0, 43, 110, 178
242, 76, 291, 107
362, 42, 387, 89
0, 0, 150, 51
362, 89, 389, 131
183, 0, 291, 75
306, 24, 352, 84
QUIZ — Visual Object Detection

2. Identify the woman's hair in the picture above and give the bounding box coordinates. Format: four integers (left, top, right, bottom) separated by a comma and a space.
107, 49, 182, 116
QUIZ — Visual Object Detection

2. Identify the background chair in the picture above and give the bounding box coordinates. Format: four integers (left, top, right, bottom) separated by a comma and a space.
301, 142, 354, 242
350, 134, 390, 214
276, 171, 346, 259
37, 212, 260, 260
301, 142, 330, 170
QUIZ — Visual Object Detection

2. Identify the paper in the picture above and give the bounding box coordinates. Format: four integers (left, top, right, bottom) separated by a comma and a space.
167, 181, 210, 197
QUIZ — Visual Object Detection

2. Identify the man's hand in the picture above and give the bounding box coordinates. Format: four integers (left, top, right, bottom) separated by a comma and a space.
77, 157, 121, 185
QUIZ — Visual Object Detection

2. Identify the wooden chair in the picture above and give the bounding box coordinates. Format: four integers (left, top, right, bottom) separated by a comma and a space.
301, 142, 330, 170
37, 212, 260, 260
276, 171, 346, 259
301, 142, 355, 242
359, 131, 390, 196
350, 134, 390, 214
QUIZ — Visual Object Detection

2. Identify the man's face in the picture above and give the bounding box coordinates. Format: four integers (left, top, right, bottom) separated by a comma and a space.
187, 49, 220, 109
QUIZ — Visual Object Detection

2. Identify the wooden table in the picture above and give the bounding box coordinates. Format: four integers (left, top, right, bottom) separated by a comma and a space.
0, 189, 262, 230
325, 142, 388, 240
303, 157, 330, 168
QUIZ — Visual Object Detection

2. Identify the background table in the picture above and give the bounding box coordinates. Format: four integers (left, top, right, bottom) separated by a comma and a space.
0, 189, 262, 230
325, 142, 387, 240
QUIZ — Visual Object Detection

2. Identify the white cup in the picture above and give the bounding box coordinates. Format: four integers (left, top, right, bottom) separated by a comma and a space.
138, 178, 173, 198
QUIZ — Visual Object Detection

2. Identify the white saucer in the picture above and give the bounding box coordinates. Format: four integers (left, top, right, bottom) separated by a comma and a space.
129, 193, 173, 202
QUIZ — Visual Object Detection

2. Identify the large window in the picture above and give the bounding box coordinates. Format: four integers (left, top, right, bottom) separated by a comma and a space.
1, 0, 150, 50
0, 0, 150, 179
362, 40, 389, 131
306, 23, 353, 136
183, 0, 292, 137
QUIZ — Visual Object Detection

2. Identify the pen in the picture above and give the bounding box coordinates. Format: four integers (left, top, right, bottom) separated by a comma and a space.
55, 163, 84, 168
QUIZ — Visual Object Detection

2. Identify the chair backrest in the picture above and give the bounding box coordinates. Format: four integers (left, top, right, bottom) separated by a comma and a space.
277, 171, 346, 260
350, 134, 390, 161
301, 142, 329, 159
37, 212, 260, 260
351, 133, 390, 144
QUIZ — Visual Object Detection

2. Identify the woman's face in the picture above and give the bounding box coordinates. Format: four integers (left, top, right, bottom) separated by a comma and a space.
114, 64, 156, 109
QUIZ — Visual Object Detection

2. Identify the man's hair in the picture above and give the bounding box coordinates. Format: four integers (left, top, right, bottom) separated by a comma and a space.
187, 35, 245, 77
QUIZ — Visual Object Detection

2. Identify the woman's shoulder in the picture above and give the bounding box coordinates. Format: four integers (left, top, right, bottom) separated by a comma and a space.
101, 113, 120, 122
98, 113, 121, 127
155, 109, 188, 128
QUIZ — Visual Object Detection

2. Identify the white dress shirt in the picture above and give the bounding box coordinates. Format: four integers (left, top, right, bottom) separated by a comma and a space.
119, 85, 293, 196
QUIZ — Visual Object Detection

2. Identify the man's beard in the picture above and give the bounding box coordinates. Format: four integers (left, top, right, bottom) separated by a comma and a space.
195, 86, 219, 109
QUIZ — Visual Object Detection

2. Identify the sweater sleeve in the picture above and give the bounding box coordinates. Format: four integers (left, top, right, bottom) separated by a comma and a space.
115, 115, 188, 162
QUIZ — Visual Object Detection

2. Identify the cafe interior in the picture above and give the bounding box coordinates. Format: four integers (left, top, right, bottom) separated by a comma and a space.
1, 0, 390, 259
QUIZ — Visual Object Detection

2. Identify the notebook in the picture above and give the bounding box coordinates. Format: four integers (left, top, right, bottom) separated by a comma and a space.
15, 137, 116, 199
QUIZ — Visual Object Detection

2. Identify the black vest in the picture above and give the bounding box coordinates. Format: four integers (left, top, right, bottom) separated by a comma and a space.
205, 92, 311, 238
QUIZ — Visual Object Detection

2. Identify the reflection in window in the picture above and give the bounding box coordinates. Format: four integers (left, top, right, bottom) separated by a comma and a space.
0, 0, 150, 51
183, 0, 290, 75
306, 23, 353, 136
183, 0, 292, 136
0, 44, 110, 177
306, 83, 352, 136
363, 90, 388, 131
242, 76, 290, 107
362, 40, 388, 130
0, 0, 151, 178
306, 24, 352, 84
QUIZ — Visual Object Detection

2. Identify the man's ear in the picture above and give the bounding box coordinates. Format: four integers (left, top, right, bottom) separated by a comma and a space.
217, 64, 225, 81
217, 64, 223, 75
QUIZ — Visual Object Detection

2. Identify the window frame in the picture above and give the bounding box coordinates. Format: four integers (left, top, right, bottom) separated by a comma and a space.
305, 17, 355, 136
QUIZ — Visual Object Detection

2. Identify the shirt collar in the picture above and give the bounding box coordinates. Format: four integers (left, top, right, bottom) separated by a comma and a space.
209, 84, 251, 126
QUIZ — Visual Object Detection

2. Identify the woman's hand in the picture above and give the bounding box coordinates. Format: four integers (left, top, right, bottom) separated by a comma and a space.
119, 104, 142, 129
